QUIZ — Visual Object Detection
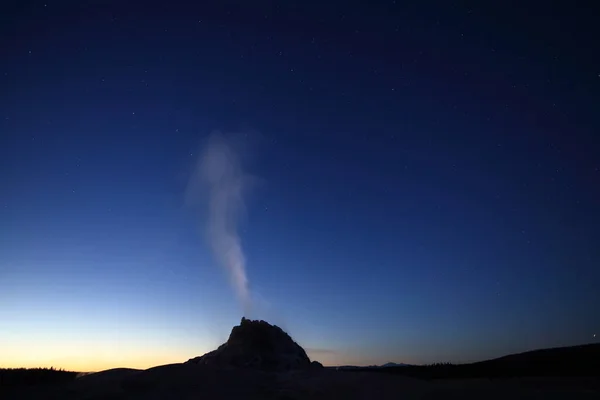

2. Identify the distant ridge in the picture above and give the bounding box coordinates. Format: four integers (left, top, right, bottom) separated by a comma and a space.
381, 362, 411, 368
335, 362, 412, 370
340, 343, 600, 379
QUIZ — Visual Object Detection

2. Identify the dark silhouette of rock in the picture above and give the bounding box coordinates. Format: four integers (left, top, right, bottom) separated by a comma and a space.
186, 317, 314, 371
311, 361, 324, 369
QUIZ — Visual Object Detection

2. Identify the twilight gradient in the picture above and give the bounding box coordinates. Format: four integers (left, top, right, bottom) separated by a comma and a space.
1, 1, 598, 371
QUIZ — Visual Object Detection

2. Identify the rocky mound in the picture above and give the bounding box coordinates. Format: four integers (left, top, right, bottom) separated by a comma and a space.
186, 318, 319, 371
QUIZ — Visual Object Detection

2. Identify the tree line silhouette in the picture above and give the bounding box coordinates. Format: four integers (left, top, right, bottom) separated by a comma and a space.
0, 367, 78, 389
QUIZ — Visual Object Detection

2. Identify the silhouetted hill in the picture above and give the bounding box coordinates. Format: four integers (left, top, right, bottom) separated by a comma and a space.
347, 344, 600, 379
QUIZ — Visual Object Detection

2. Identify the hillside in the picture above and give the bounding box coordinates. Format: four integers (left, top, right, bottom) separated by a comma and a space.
348, 343, 600, 379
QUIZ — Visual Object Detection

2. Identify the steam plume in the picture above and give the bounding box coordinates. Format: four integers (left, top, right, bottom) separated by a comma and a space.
186, 132, 254, 314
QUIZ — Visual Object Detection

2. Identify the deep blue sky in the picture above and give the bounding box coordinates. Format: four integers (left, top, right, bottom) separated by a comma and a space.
1, 1, 599, 369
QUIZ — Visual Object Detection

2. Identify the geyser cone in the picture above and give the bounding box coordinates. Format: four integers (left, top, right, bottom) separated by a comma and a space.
187, 318, 321, 371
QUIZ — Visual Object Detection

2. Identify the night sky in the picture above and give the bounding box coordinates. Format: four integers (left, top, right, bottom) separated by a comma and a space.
1, 1, 599, 371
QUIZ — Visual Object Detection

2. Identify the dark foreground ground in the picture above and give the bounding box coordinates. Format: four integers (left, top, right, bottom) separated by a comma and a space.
2, 364, 600, 400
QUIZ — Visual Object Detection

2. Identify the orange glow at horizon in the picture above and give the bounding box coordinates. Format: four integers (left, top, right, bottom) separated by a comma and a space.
0, 336, 216, 372
1, 345, 414, 371
0, 322, 414, 371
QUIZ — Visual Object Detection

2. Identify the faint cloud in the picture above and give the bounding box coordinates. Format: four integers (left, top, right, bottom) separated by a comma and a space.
305, 348, 338, 356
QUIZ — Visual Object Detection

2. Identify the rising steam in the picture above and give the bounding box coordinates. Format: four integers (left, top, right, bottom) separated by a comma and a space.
186, 132, 255, 314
